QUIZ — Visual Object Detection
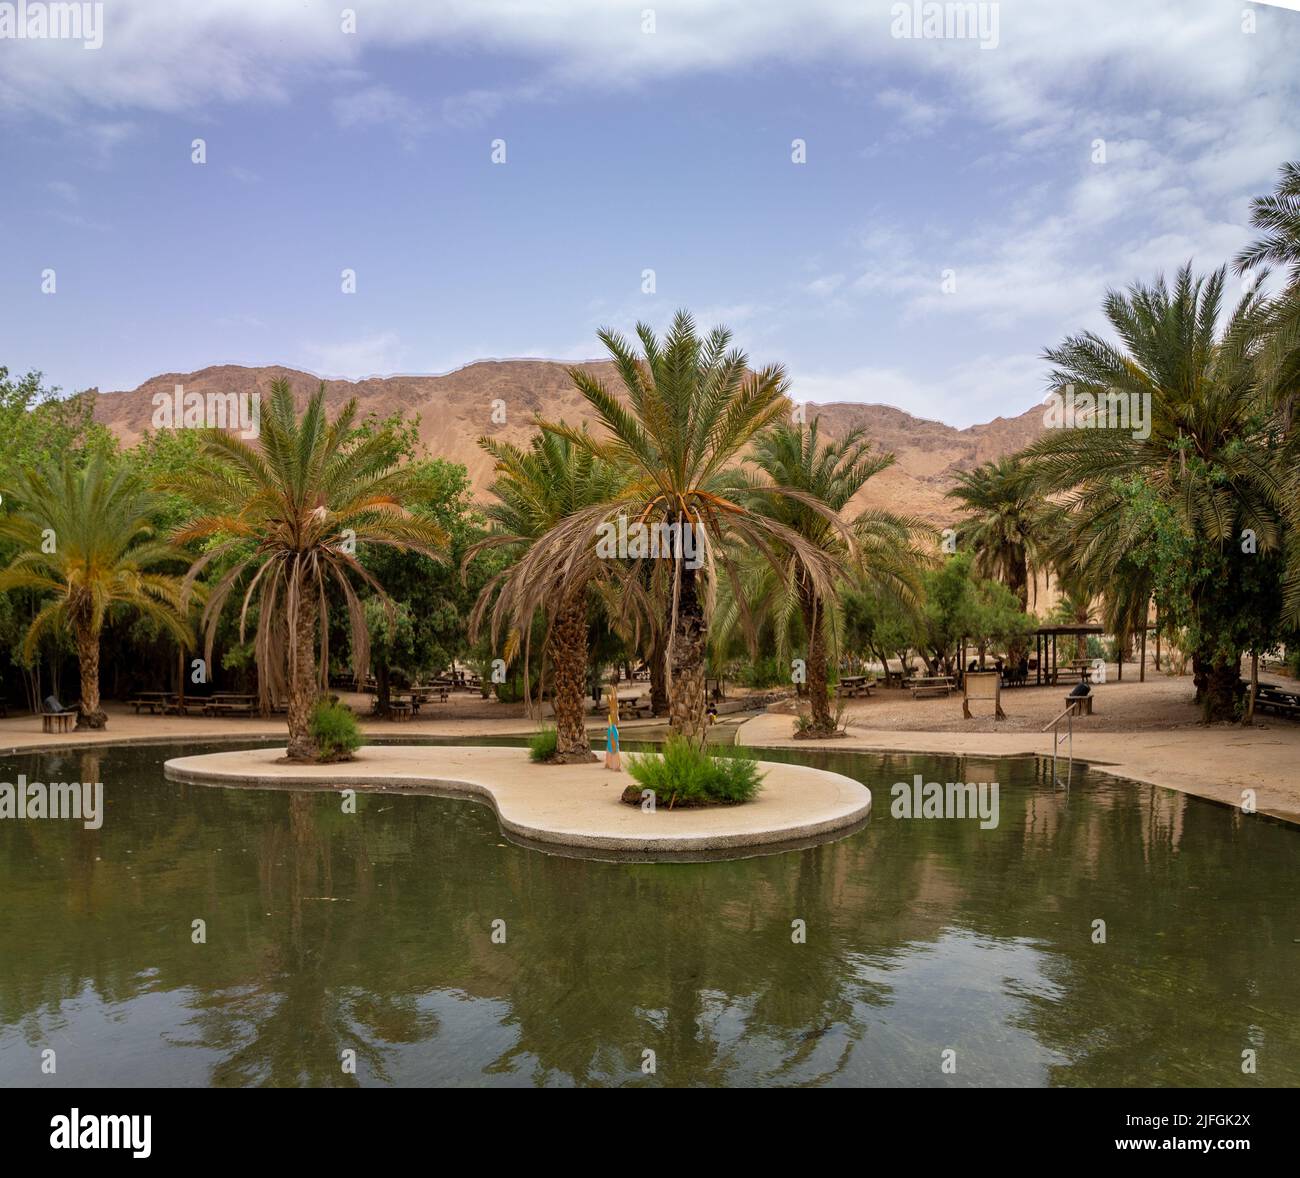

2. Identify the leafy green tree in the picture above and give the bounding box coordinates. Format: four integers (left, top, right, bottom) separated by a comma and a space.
919, 554, 978, 675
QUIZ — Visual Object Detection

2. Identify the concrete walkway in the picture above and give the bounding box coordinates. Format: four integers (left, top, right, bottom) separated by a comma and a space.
736, 713, 1300, 826
163, 744, 873, 861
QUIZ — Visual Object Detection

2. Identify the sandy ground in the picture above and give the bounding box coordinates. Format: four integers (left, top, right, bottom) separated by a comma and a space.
4, 670, 1299, 826
750, 669, 1300, 825
0, 688, 602, 751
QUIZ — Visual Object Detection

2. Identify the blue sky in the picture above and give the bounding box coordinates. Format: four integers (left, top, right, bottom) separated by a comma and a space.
2, 0, 1299, 425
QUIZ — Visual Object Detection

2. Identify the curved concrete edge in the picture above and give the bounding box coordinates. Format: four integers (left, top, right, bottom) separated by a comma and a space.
163, 745, 872, 861
733, 714, 1300, 828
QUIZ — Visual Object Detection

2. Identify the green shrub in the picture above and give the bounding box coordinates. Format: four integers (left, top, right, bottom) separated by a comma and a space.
310, 698, 362, 761
528, 725, 558, 762
495, 676, 541, 704
627, 736, 764, 805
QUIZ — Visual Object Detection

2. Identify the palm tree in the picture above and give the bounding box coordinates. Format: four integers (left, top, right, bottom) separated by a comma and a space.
1236, 160, 1300, 621
1025, 265, 1285, 720
169, 379, 446, 760
725, 418, 928, 734
1235, 160, 1300, 406
0, 452, 192, 728
469, 430, 623, 762
538, 311, 842, 741
946, 455, 1042, 609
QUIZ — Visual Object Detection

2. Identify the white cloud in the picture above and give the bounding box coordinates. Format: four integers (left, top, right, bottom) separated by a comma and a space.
332, 84, 424, 136
1, 2, 1295, 132
300, 331, 407, 380
790, 350, 1047, 427
875, 87, 946, 135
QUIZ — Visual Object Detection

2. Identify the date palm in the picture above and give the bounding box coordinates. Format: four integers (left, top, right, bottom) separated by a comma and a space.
538, 311, 843, 741
1235, 160, 1300, 403
169, 379, 446, 760
1236, 160, 1300, 621
0, 452, 192, 729
1025, 265, 1285, 719
724, 418, 929, 734
470, 430, 623, 763
946, 455, 1042, 609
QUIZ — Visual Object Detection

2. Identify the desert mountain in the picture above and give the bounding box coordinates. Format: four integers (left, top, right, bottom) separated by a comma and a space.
91, 361, 1046, 524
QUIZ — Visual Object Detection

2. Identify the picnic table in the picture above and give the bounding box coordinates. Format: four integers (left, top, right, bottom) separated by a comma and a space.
1062, 659, 1093, 683
130, 690, 176, 715
203, 692, 258, 716
909, 675, 954, 699
614, 690, 649, 718
883, 666, 920, 688
1253, 682, 1300, 720
836, 675, 874, 699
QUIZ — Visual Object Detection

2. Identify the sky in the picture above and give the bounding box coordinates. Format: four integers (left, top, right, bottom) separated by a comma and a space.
2, 0, 1299, 427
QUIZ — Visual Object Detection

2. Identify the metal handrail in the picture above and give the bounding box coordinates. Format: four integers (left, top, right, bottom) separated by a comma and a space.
1042, 702, 1079, 790
1041, 704, 1079, 732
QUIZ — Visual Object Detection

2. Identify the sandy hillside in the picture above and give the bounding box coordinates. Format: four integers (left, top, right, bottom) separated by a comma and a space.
90, 360, 1047, 524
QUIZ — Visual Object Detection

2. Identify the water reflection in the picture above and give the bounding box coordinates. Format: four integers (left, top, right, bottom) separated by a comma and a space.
0, 741, 1295, 1087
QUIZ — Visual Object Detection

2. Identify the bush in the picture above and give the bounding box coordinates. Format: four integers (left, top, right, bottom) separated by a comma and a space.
310, 698, 362, 761
494, 676, 541, 704
528, 725, 558, 762
626, 736, 764, 806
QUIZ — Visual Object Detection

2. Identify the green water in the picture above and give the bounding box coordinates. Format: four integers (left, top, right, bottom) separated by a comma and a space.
0, 739, 1296, 1087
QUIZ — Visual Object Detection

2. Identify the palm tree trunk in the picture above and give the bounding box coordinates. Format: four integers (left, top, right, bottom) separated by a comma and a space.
1012, 553, 1029, 610
285, 593, 320, 761
74, 622, 107, 730
649, 626, 668, 716
668, 563, 708, 742
547, 591, 596, 763
801, 590, 834, 735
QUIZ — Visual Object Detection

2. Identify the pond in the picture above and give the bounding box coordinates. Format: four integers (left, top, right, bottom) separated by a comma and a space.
0, 738, 1295, 1087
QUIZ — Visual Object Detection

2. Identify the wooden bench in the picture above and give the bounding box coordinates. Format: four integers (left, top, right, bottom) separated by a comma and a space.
909, 676, 954, 699
836, 676, 874, 699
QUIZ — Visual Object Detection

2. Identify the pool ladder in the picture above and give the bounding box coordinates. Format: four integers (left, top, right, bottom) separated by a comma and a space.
1042, 703, 1079, 791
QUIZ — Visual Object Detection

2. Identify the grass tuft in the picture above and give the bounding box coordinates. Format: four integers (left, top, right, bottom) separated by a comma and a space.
310, 698, 362, 761
626, 736, 764, 805
528, 725, 559, 762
